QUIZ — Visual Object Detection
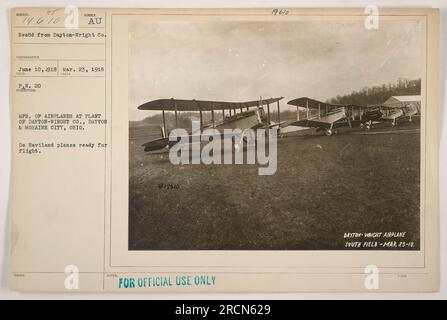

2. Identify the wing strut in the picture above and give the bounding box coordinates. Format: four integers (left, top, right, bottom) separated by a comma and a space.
198, 102, 203, 128
173, 99, 178, 128
277, 100, 281, 123
162, 108, 167, 137
267, 100, 271, 124
306, 99, 309, 119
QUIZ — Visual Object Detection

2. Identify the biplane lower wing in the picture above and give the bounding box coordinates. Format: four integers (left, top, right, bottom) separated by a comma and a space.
141, 121, 271, 152
251, 121, 287, 130
288, 119, 332, 129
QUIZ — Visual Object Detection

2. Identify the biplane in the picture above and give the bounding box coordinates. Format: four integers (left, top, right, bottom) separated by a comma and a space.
137, 97, 284, 152
282, 97, 364, 136
361, 95, 421, 129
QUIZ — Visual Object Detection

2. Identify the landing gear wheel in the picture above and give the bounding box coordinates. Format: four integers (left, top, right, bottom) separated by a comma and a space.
334, 129, 338, 135
325, 129, 333, 136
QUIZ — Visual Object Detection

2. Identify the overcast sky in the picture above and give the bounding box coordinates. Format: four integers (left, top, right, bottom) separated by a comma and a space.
129, 18, 422, 121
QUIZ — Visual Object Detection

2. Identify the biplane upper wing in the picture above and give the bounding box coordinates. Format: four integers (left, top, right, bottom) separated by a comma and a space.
288, 97, 365, 113
287, 97, 340, 111
138, 97, 284, 111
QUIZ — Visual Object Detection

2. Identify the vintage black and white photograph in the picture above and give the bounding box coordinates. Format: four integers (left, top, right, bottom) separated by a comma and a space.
128, 17, 422, 251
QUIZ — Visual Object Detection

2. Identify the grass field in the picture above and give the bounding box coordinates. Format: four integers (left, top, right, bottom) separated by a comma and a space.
128, 119, 420, 250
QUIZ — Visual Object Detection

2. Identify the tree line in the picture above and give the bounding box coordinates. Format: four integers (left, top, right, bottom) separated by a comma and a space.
326, 78, 421, 106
